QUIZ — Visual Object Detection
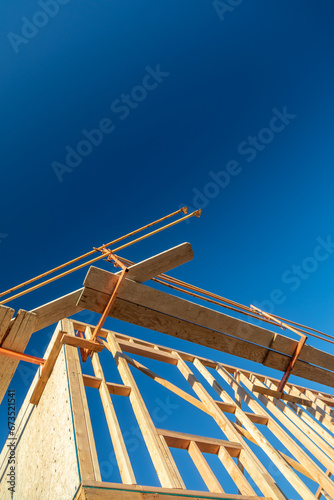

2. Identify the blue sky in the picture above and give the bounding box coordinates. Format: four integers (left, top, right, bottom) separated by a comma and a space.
1, 0, 334, 496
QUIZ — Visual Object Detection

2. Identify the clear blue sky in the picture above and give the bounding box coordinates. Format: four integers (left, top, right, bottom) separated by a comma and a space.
1, 1, 334, 496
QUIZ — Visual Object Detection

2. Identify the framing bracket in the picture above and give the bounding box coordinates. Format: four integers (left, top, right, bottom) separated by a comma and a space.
81, 249, 128, 362
250, 305, 307, 393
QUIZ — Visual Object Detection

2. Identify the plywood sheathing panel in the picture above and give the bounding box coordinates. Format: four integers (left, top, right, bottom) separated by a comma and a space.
0, 324, 79, 500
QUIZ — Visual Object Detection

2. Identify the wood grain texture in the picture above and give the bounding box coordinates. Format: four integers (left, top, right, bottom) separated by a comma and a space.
30, 325, 64, 405
78, 279, 334, 387
86, 326, 136, 485
79, 482, 269, 500
0, 310, 37, 404
107, 333, 185, 489
32, 289, 84, 332
0, 305, 15, 343
116, 242, 194, 283
64, 320, 101, 482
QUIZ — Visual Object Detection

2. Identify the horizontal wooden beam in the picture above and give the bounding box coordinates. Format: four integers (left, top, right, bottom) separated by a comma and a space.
61, 334, 104, 352
214, 401, 269, 425
116, 242, 194, 283
117, 338, 178, 365
78, 268, 334, 387
25, 243, 193, 337
157, 428, 242, 457
80, 481, 269, 500
82, 374, 102, 389
82, 374, 131, 396
70, 320, 334, 399
252, 385, 312, 406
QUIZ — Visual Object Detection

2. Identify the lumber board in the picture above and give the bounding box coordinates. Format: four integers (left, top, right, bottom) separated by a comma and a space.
217, 445, 257, 497
229, 368, 334, 497
106, 381, 131, 396
78, 281, 334, 387
61, 333, 104, 352
0, 309, 37, 404
252, 385, 312, 406
116, 242, 194, 282
117, 351, 210, 414
82, 374, 131, 396
107, 334, 185, 489
0, 305, 15, 343
64, 320, 101, 481
157, 428, 242, 456
264, 378, 334, 459
232, 422, 315, 481
30, 326, 64, 405
71, 319, 334, 397
195, 359, 318, 500
117, 338, 178, 365
107, 343, 270, 425
83, 374, 102, 389
80, 268, 334, 376
85, 326, 136, 484
176, 355, 287, 500
27, 243, 193, 336
188, 440, 225, 493
80, 482, 270, 500
31, 289, 84, 332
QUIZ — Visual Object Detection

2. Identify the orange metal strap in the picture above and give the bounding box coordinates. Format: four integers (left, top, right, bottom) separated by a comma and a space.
250, 305, 307, 393
0, 347, 45, 365
81, 250, 128, 362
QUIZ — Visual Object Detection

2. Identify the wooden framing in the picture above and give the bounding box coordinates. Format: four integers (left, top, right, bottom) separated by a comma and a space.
77, 266, 334, 387
76, 482, 269, 500
0, 309, 37, 403
2, 243, 334, 499
4, 317, 334, 498
63, 319, 101, 482
85, 326, 136, 485
106, 333, 185, 489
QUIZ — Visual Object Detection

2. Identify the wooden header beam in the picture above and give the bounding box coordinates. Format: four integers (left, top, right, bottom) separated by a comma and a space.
78, 266, 334, 388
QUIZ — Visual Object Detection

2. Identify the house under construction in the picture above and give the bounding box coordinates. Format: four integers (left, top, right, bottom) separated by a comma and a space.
0, 208, 334, 500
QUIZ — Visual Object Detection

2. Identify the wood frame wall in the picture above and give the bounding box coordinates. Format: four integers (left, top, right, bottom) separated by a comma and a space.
29, 319, 334, 500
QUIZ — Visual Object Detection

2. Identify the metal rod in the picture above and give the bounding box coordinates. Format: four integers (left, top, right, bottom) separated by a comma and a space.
0, 347, 45, 365
81, 268, 128, 361
0, 206, 188, 299
0, 208, 199, 305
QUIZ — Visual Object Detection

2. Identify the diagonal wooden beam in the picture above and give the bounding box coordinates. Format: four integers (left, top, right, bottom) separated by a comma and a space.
116, 242, 194, 283
0, 305, 15, 343
30, 325, 65, 405
27, 243, 194, 336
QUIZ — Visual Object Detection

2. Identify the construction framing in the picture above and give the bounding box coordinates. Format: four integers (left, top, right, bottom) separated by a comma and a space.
0, 241, 334, 499
24, 318, 334, 499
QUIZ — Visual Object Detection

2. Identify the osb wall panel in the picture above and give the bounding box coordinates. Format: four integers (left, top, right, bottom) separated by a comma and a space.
0, 341, 80, 499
